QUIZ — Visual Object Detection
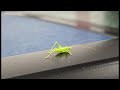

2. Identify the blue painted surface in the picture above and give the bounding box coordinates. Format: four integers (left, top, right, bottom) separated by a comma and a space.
2, 14, 112, 57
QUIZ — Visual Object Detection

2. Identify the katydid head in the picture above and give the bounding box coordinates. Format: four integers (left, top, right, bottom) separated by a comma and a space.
66, 46, 72, 51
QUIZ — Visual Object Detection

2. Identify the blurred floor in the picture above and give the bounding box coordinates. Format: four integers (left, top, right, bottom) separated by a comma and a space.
3, 11, 119, 36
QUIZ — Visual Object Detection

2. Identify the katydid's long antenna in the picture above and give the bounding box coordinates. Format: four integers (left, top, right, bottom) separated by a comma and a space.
78, 44, 96, 50
72, 39, 99, 46
70, 39, 99, 50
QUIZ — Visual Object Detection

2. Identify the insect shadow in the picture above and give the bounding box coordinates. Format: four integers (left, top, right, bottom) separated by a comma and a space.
55, 52, 70, 59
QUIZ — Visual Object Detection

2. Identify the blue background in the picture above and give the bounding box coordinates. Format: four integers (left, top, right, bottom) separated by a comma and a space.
2, 14, 112, 57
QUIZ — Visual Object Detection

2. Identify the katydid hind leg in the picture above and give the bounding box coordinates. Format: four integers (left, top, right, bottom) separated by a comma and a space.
45, 51, 53, 59
48, 42, 58, 54
56, 42, 62, 48
48, 42, 62, 53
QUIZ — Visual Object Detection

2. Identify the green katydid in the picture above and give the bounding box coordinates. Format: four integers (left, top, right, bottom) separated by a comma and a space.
45, 39, 97, 59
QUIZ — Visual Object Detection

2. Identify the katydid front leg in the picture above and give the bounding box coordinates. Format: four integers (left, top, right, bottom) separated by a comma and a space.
66, 50, 72, 55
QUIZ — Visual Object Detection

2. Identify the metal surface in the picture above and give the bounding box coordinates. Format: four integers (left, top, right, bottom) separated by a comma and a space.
2, 38, 119, 79
12, 57, 119, 79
